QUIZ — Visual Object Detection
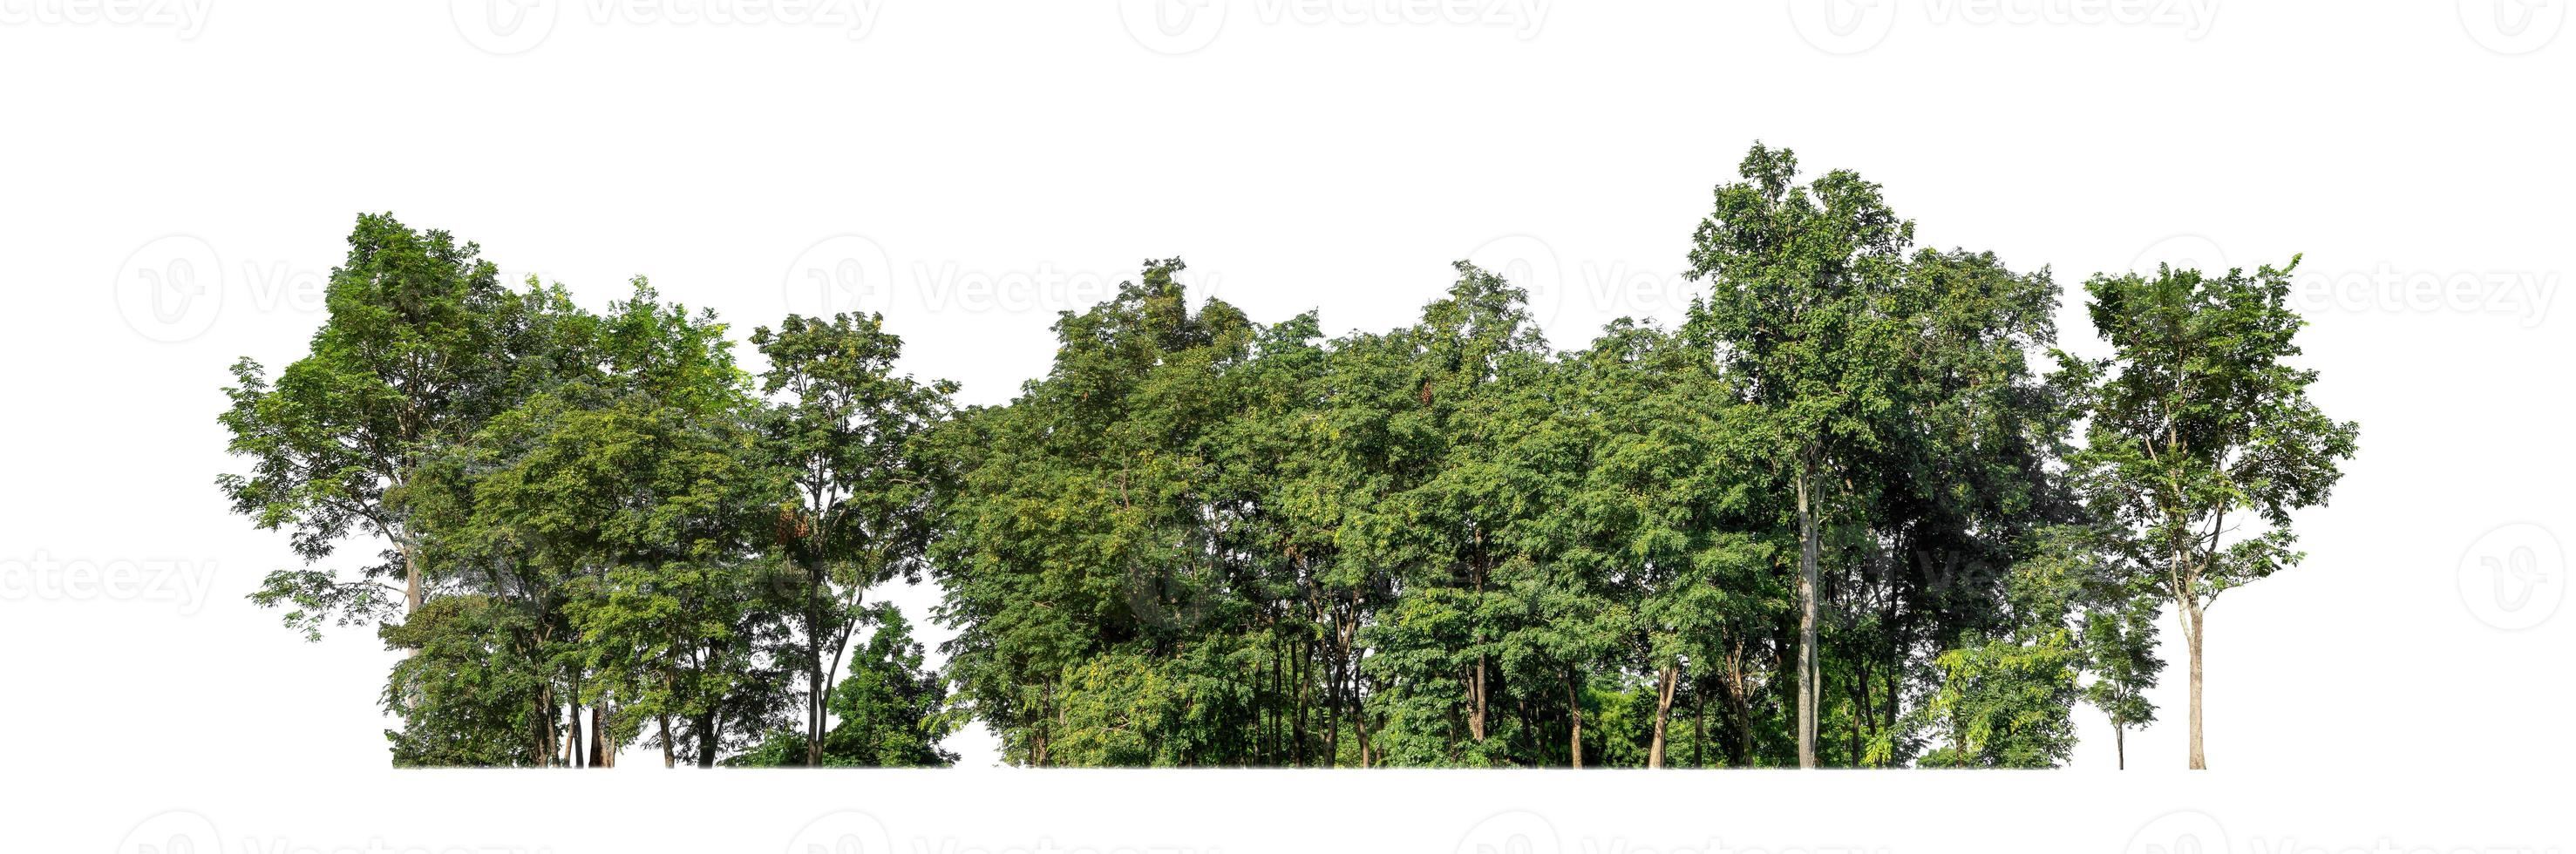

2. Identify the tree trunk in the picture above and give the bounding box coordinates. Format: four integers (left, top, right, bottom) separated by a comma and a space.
1565, 671, 1584, 769
2185, 600, 2206, 769
2115, 723, 2126, 770
660, 712, 676, 769
1293, 634, 1309, 767
566, 698, 585, 769
1692, 679, 1707, 769
535, 684, 556, 767
1794, 463, 1821, 769
806, 567, 826, 769
1648, 662, 1678, 769
400, 540, 425, 614
588, 702, 607, 767
695, 711, 718, 769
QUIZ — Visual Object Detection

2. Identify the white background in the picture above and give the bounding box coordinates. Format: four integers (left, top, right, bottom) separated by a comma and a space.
3, 1, 2570, 851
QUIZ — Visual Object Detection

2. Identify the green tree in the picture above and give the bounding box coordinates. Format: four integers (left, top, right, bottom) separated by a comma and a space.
2058, 259, 2360, 769
2080, 596, 2159, 769
1684, 143, 1915, 767
221, 214, 571, 637
733, 604, 958, 767
751, 312, 955, 766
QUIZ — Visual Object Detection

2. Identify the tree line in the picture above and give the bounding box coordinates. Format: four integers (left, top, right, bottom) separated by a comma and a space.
220, 144, 2358, 769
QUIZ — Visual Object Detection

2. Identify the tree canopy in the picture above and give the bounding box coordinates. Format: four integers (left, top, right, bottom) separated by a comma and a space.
220, 149, 2356, 769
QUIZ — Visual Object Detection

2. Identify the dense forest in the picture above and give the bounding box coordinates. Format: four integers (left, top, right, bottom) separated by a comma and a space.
218, 144, 2358, 769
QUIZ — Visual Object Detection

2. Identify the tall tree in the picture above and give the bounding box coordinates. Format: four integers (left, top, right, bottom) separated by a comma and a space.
221, 214, 568, 638
1685, 144, 1914, 767
2057, 258, 2360, 769
751, 312, 955, 766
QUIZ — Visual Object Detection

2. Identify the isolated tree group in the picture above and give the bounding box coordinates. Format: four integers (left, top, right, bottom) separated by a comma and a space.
221, 144, 2357, 769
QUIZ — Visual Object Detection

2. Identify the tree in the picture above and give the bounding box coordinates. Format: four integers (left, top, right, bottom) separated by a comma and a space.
1552, 321, 1769, 768
751, 312, 955, 766
2079, 596, 2159, 769
221, 214, 568, 638
1911, 635, 2081, 769
732, 604, 959, 767
1685, 143, 1915, 767
2058, 258, 2360, 769
1911, 528, 2086, 769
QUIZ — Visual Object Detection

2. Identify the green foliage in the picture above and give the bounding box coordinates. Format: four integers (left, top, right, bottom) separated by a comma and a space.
1912, 634, 2081, 769
231, 148, 2355, 769
221, 213, 569, 638
730, 606, 958, 767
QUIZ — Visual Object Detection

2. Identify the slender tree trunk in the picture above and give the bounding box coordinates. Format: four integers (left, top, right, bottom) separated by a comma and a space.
1730, 662, 1754, 766
400, 540, 425, 614
1692, 680, 1707, 769
695, 711, 718, 769
536, 684, 556, 767
1294, 633, 1309, 767
1648, 662, 1678, 769
566, 698, 585, 769
806, 567, 826, 769
1794, 463, 1821, 769
1033, 681, 1051, 767
1565, 670, 1584, 769
660, 712, 676, 769
2185, 600, 2206, 769
2115, 724, 2126, 770
1356, 689, 1373, 769
1332, 654, 1348, 767
589, 702, 607, 767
